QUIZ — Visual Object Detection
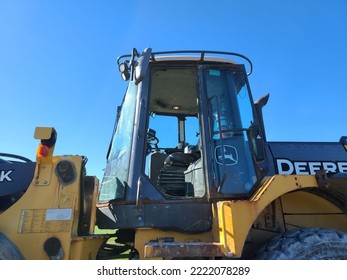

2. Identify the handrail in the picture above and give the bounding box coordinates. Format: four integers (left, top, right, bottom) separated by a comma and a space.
117, 49, 253, 75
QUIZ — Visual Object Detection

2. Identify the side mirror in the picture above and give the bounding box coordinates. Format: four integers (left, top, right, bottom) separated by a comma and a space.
248, 124, 265, 162
254, 93, 270, 142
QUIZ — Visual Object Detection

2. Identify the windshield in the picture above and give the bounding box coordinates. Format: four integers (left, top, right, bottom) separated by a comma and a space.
98, 82, 137, 202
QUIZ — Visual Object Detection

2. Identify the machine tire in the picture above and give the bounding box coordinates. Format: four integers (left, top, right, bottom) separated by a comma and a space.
0, 232, 25, 260
254, 228, 347, 260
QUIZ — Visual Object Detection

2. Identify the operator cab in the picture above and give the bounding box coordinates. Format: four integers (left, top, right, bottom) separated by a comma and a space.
96, 49, 268, 232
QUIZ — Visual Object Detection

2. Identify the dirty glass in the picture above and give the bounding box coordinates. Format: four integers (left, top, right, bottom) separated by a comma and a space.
98, 82, 137, 202
205, 68, 257, 195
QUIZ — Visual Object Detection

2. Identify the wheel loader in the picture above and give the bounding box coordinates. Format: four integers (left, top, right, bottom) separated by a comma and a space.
1, 48, 347, 260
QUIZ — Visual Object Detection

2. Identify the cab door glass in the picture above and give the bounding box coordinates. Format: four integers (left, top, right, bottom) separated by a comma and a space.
237, 84, 254, 129
205, 68, 257, 196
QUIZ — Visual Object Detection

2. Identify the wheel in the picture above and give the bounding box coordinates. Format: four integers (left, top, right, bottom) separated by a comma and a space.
254, 228, 347, 260
0, 232, 24, 260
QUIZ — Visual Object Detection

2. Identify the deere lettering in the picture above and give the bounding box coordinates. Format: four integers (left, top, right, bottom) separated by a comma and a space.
0, 170, 13, 182
276, 159, 347, 175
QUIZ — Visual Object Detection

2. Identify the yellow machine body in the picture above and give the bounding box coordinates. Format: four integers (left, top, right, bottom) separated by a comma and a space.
0, 127, 108, 260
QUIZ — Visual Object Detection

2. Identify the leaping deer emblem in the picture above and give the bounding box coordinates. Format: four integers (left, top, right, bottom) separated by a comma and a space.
215, 145, 238, 165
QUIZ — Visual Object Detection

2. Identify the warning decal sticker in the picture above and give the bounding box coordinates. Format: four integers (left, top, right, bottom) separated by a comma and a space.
18, 208, 73, 234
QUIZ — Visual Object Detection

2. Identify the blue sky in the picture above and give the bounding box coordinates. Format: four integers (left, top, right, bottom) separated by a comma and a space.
1, 0, 346, 180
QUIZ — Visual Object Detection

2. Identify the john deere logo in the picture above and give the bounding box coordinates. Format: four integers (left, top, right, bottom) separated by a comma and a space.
215, 145, 238, 165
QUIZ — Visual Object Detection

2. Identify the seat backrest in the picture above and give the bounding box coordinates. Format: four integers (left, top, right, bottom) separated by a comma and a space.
148, 152, 167, 182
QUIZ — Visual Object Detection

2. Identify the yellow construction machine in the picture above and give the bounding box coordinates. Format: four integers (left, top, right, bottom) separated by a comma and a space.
1, 48, 347, 260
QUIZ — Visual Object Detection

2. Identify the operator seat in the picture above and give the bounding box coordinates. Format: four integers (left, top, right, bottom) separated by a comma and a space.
148, 151, 167, 182
158, 144, 200, 196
